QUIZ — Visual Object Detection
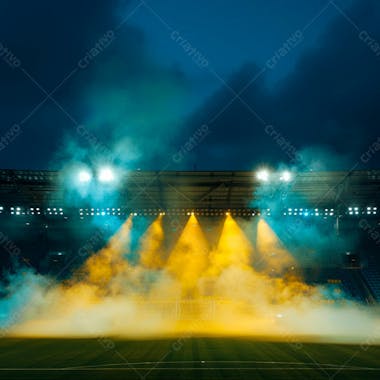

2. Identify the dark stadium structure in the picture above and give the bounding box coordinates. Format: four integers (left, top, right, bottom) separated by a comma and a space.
1, 168, 380, 303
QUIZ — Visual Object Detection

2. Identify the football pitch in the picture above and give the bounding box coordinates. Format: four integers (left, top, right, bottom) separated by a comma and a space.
0, 337, 379, 379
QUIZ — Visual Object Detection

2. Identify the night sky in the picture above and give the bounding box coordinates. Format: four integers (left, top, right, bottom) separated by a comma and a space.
0, 0, 379, 171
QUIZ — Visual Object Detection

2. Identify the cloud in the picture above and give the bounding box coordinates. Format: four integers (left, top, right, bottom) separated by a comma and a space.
180, 0, 380, 170
0, 0, 188, 169
1, 0, 379, 171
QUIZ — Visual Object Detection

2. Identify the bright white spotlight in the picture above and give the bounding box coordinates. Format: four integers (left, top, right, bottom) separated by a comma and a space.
98, 167, 115, 183
78, 170, 92, 183
256, 169, 269, 182
280, 170, 292, 182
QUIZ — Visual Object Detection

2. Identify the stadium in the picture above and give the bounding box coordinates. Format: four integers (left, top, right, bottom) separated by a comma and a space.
1, 167, 380, 379
2, 0, 380, 378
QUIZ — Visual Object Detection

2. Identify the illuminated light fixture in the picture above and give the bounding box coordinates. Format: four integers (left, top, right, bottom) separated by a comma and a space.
279, 170, 292, 182
226, 211, 230, 216
256, 169, 270, 182
98, 167, 115, 183
78, 169, 92, 183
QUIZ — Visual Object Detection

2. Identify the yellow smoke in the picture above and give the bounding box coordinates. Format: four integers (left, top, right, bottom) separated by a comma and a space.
166, 215, 209, 296
80, 215, 133, 290
256, 219, 296, 274
208, 214, 253, 275
7, 214, 380, 342
139, 215, 165, 269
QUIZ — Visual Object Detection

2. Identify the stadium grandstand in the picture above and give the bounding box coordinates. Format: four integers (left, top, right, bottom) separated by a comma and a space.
0, 168, 380, 304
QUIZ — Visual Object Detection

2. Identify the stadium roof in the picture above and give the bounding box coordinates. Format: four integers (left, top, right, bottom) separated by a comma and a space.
0, 169, 379, 211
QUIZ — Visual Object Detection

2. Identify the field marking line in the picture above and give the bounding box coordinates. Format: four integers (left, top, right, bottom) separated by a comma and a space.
59, 359, 360, 369
0, 367, 380, 371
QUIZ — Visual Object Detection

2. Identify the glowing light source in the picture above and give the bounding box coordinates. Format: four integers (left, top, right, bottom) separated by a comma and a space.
256, 169, 269, 182
280, 170, 292, 182
98, 167, 115, 183
78, 170, 92, 183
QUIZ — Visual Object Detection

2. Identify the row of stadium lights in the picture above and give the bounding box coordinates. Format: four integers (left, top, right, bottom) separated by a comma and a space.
78, 167, 115, 183
348, 206, 377, 215
9, 207, 63, 215
284, 208, 335, 217
0, 206, 377, 217
284, 207, 377, 216
76, 167, 289, 184
80, 209, 259, 217
77, 167, 292, 185
256, 169, 292, 182
80, 208, 122, 216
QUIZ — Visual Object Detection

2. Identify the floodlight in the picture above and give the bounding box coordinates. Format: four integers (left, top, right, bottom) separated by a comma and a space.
280, 170, 292, 182
98, 167, 115, 183
256, 169, 269, 182
78, 170, 92, 183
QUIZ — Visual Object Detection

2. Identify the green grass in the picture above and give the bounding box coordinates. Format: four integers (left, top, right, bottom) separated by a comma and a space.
0, 337, 379, 379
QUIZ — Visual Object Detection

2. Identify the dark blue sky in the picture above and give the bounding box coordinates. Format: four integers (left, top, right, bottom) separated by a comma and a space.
0, 0, 379, 171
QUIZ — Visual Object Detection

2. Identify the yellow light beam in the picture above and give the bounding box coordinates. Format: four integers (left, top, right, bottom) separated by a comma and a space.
208, 214, 254, 276
139, 215, 165, 269
80, 215, 133, 288
166, 214, 209, 296
256, 218, 296, 274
